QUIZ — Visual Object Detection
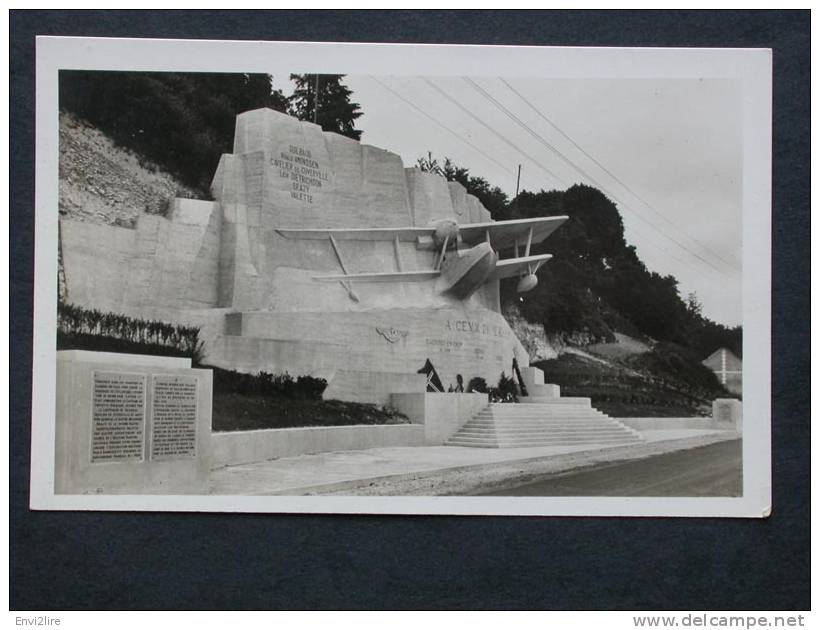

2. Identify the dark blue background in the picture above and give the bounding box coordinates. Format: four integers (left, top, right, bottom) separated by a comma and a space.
10, 10, 810, 610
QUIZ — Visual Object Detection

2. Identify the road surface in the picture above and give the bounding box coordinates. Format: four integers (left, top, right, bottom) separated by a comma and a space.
482, 439, 742, 497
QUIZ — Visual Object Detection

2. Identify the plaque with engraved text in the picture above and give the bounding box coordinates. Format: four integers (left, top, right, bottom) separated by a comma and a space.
150, 374, 198, 460
91, 371, 146, 463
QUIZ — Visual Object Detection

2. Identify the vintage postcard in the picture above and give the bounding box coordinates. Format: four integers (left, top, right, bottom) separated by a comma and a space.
30, 37, 772, 516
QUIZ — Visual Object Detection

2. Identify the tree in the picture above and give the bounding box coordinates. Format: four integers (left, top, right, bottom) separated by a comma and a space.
59, 71, 288, 194
417, 152, 443, 176
685, 292, 703, 318
416, 153, 509, 218
288, 74, 363, 140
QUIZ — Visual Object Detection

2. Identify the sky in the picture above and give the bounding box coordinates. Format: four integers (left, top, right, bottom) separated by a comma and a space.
273, 75, 742, 326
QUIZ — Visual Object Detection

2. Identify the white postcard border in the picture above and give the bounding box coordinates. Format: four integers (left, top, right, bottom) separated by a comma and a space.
30, 37, 772, 516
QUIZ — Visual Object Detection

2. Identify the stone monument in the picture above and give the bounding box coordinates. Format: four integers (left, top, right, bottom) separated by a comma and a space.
712, 398, 743, 432
60, 108, 567, 404
55, 351, 212, 494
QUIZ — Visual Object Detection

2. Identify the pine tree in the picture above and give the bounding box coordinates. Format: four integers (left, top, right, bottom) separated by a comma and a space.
288, 74, 363, 140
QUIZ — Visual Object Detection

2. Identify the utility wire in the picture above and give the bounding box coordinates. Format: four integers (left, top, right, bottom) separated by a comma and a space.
373, 77, 719, 279
377, 77, 704, 277
499, 76, 740, 272
421, 77, 569, 189
463, 76, 737, 278
370, 77, 518, 179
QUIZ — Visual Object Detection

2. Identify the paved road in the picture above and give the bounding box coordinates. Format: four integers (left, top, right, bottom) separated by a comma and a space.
482, 439, 742, 497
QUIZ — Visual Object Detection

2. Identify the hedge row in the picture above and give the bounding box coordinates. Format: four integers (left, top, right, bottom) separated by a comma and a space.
58, 302, 202, 361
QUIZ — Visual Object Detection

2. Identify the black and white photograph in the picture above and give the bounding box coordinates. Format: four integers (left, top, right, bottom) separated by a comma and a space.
29, 37, 771, 516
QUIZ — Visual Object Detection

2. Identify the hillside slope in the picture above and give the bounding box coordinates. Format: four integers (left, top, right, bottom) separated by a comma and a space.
59, 111, 199, 227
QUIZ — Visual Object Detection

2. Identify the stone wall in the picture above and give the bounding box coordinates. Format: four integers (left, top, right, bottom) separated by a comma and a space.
206, 307, 531, 392
211, 424, 425, 468
390, 392, 489, 444
61, 198, 221, 313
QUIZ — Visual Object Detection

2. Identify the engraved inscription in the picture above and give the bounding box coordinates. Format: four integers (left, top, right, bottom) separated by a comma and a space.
150, 375, 198, 460
270, 144, 330, 204
91, 372, 146, 463
717, 404, 732, 423
444, 319, 508, 337
425, 338, 464, 354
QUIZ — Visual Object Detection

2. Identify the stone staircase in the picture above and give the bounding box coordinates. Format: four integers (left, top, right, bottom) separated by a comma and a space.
445, 398, 644, 449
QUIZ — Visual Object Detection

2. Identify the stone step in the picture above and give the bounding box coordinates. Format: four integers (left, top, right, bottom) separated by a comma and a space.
446, 436, 641, 447
514, 397, 592, 405
479, 406, 602, 412
455, 427, 636, 436
455, 422, 640, 432
466, 418, 613, 426
447, 398, 642, 449
489, 401, 592, 408
474, 413, 612, 422
482, 405, 598, 412
476, 411, 606, 419
448, 435, 642, 444
454, 434, 637, 443
460, 425, 629, 435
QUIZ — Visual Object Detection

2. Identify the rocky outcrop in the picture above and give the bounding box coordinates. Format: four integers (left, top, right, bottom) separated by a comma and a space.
58, 111, 199, 227
503, 304, 559, 362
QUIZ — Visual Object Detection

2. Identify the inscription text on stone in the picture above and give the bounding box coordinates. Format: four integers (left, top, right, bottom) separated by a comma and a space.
91, 372, 146, 463
150, 375, 198, 460
270, 145, 329, 205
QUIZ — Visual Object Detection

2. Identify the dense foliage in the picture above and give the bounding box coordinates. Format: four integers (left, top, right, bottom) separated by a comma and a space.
208, 365, 327, 400
536, 352, 726, 417
57, 302, 202, 361
500, 184, 742, 357
288, 74, 363, 140
59, 71, 289, 194
60, 71, 368, 194
212, 395, 409, 432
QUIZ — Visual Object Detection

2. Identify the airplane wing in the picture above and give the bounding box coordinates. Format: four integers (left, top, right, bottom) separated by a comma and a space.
314, 270, 441, 282
276, 227, 433, 241
459, 216, 568, 250
488, 254, 553, 280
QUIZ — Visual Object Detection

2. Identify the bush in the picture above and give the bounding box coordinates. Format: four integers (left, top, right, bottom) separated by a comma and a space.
57, 302, 202, 362
467, 376, 488, 394
57, 331, 193, 360
489, 372, 519, 403
208, 365, 327, 400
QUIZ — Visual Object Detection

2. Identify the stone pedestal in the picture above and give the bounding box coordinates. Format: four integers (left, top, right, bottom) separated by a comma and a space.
712, 398, 742, 432
519, 366, 561, 399
55, 351, 212, 494
390, 392, 489, 444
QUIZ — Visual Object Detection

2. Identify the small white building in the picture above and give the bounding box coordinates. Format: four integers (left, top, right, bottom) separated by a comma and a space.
702, 347, 742, 395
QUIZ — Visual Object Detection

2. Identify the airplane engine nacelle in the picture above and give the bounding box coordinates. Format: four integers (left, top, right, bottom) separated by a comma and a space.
516, 273, 539, 293
431, 219, 460, 248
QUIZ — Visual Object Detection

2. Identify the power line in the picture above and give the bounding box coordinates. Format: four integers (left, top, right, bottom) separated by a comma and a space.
421, 77, 569, 189
465, 76, 734, 278
463, 76, 737, 279
498, 76, 740, 272
369, 76, 518, 179
372, 76, 728, 281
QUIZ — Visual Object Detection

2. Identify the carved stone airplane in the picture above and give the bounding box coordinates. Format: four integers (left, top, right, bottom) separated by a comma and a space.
276, 215, 568, 301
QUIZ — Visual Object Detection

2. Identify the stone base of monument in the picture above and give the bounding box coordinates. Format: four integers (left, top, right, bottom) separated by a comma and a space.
447, 396, 644, 448
390, 392, 489, 445
712, 398, 742, 432
518, 366, 560, 399
55, 351, 212, 495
